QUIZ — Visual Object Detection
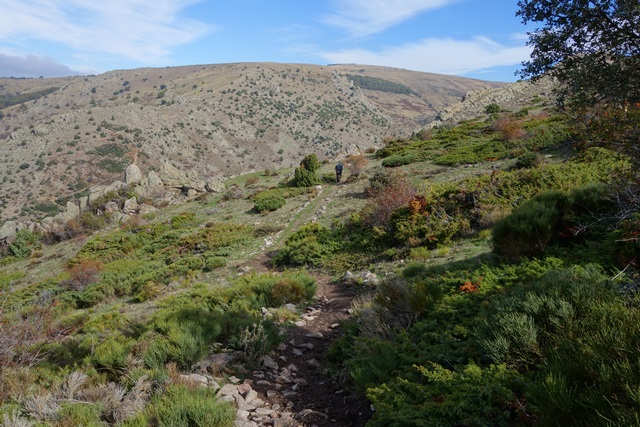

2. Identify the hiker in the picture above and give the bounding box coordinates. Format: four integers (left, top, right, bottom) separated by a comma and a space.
335, 161, 343, 183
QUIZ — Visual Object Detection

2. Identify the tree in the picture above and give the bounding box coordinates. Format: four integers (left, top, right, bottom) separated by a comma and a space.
517, 0, 640, 106
293, 153, 320, 187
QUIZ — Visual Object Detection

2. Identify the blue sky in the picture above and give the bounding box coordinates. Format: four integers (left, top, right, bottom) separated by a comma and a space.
0, 0, 533, 82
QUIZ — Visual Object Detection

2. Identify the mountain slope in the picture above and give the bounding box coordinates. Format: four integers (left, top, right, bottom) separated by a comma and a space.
0, 63, 504, 222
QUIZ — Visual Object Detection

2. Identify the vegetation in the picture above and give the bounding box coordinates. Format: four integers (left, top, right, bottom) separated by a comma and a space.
0, 87, 59, 109
517, 0, 640, 107
346, 74, 414, 95
1, 48, 639, 426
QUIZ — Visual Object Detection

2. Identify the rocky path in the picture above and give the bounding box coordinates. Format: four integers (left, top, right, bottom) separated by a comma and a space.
220, 253, 373, 427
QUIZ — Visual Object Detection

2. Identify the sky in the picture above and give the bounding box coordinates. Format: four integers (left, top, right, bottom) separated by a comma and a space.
0, 0, 535, 82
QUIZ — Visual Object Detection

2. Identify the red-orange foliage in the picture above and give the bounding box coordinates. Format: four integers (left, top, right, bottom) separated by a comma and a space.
65, 259, 103, 290
493, 117, 526, 142
364, 171, 417, 229
346, 154, 368, 177
459, 276, 483, 293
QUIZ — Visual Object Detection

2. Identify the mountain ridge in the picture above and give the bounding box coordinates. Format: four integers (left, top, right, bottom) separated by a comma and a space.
0, 62, 511, 223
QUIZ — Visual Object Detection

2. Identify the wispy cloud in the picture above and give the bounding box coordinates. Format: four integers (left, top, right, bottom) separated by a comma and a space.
321, 36, 532, 77
0, 0, 211, 65
324, 0, 457, 37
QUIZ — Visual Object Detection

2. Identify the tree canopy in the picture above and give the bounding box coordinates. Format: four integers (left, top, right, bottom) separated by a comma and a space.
517, 0, 640, 106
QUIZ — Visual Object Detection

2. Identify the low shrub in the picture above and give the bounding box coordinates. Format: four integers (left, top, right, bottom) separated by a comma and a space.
492, 191, 570, 258
381, 152, 417, 167
150, 384, 235, 427
253, 193, 286, 213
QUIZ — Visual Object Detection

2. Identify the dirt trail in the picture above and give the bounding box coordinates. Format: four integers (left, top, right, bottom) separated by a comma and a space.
239, 253, 373, 427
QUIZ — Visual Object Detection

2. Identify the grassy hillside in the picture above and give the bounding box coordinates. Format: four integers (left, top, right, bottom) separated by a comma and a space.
1, 101, 639, 426
0, 63, 509, 224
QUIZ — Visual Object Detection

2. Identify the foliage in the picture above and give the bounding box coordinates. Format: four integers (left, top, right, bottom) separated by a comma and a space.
7, 230, 42, 258
253, 192, 286, 213
346, 74, 414, 94
150, 384, 234, 427
293, 166, 320, 187
492, 191, 570, 258
363, 169, 416, 230
367, 363, 525, 427
273, 223, 340, 267
300, 153, 319, 173
517, 0, 640, 107
485, 103, 501, 114
0, 87, 58, 109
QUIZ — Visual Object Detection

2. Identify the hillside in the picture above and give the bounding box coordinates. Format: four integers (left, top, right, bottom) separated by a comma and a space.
0, 63, 508, 223
2, 84, 640, 426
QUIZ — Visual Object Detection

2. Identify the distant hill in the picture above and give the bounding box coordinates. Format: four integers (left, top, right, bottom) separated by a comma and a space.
0, 63, 508, 222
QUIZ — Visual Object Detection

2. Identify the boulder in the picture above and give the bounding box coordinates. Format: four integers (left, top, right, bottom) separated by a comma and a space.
78, 196, 88, 213
137, 204, 157, 216
205, 180, 225, 193
66, 201, 80, 219
0, 221, 17, 241
104, 201, 119, 215
123, 197, 139, 214
89, 181, 125, 205
125, 164, 143, 185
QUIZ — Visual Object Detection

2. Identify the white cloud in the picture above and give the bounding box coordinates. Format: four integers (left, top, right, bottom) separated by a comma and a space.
321, 36, 532, 77
0, 0, 211, 64
324, 0, 457, 37
0, 52, 81, 77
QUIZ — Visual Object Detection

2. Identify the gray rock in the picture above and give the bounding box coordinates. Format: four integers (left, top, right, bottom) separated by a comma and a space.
65, 201, 80, 219
104, 201, 119, 215
0, 221, 17, 241
125, 164, 143, 185
123, 197, 139, 214
137, 204, 157, 216
178, 373, 208, 386
205, 180, 225, 193
78, 196, 88, 212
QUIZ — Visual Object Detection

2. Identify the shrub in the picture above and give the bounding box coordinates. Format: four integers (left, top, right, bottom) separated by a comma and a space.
151, 384, 235, 427
367, 363, 524, 427
513, 151, 542, 169
346, 154, 368, 177
485, 103, 501, 114
493, 191, 570, 258
203, 256, 227, 271
7, 230, 42, 258
253, 193, 286, 213
293, 166, 319, 187
381, 152, 417, 167
493, 117, 526, 142
363, 171, 416, 230
300, 153, 319, 173
64, 259, 103, 290
273, 223, 339, 267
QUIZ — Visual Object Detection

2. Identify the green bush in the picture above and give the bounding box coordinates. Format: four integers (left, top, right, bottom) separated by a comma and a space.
151, 384, 234, 427
293, 166, 320, 187
203, 255, 227, 271
381, 152, 417, 167
367, 363, 523, 427
492, 191, 570, 258
300, 153, 319, 173
273, 223, 339, 267
485, 103, 501, 114
513, 151, 541, 169
57, 402, 106, 426
254, 192, 286, 213
7, 229, 42, 258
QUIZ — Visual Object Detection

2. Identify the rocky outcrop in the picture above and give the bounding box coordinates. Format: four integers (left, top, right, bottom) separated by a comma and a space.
429, 76, 557, 128
0, 162, 227, 244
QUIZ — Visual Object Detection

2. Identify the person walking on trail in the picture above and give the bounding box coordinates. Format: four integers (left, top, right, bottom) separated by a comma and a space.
335, 161, 343, 183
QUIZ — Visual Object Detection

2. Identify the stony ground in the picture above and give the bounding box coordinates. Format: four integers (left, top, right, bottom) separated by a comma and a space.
213, 251, 373, 427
